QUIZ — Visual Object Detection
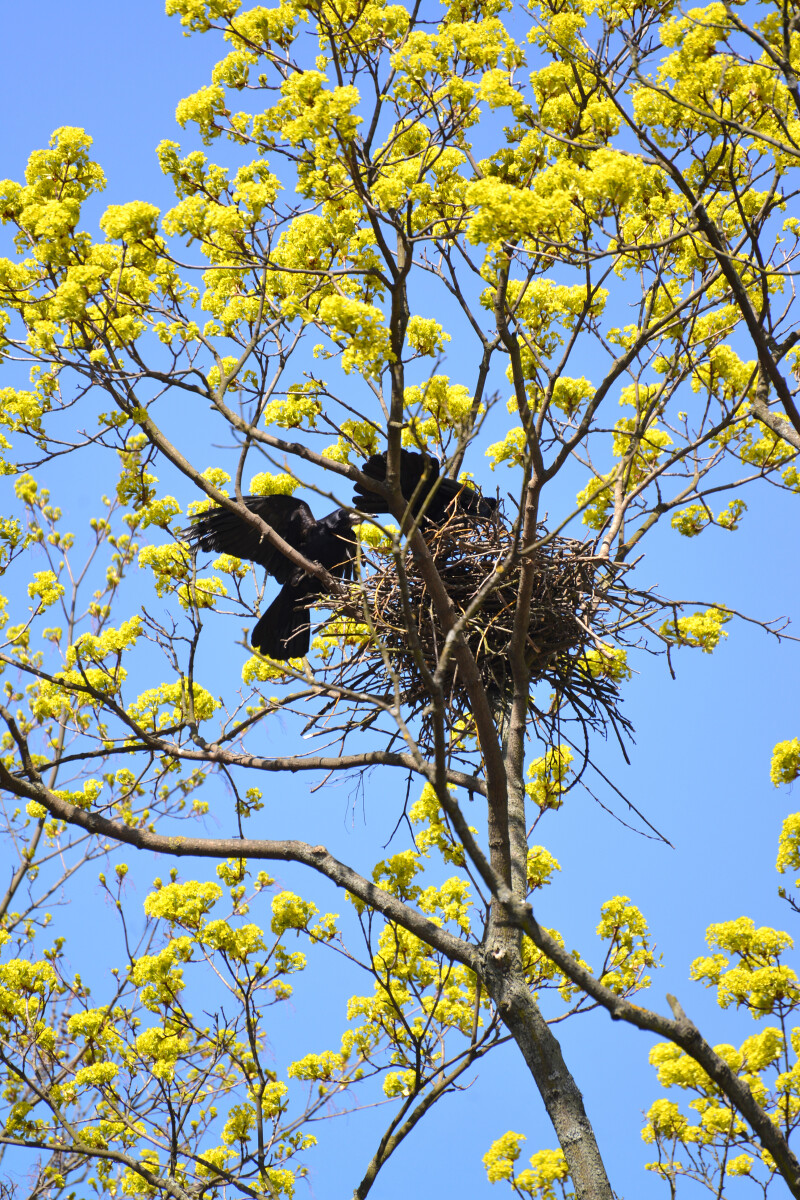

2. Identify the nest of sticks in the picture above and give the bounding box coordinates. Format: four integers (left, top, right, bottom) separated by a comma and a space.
316, 510, 633, 751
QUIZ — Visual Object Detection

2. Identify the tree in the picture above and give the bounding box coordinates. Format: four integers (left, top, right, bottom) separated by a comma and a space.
0, 0, 799, 1196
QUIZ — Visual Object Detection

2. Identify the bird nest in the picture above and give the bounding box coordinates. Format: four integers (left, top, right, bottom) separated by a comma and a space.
316, 511, 632, 749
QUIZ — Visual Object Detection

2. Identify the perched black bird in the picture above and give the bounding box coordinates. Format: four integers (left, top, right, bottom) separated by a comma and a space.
352, 449, 496, 521
185, 494, 356, 660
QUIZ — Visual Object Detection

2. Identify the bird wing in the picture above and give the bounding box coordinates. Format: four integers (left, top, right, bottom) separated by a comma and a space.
434, 477, 497, 518
352, 450, 440, 516
185, 494, 316, 581
352, 450, 494, 520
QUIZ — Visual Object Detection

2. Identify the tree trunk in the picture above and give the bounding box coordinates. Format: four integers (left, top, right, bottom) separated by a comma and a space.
479, 941, 615, 1200
483, 689, 615, 1200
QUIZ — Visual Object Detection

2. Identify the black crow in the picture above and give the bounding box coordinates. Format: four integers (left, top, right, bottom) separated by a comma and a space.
185, 453, 493, 659
185, 494, 355, 660
352, 449, 496, 521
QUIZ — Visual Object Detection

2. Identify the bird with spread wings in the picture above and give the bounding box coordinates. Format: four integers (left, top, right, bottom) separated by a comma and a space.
184, 450, 495, 660
185, 495, 356, 660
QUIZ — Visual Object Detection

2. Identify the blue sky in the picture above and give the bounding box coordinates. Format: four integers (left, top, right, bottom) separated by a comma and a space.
2, 4, 799, 1198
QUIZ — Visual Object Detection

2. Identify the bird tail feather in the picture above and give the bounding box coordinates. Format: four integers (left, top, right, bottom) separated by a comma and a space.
251, 585, 310, 660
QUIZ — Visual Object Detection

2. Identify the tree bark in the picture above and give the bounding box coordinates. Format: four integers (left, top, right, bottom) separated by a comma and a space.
479, 941, 615, 1200
480, 688, 615, 1199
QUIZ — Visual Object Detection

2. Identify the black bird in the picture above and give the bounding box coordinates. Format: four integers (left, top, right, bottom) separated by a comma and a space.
186, 452, 493, 660
185, 494, 356, 660
352, 449, 496, 521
